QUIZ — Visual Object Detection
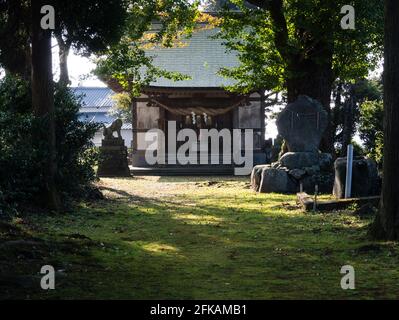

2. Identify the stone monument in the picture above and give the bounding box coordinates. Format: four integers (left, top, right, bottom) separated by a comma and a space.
97, 119, 131, 177
251, 95, 334, 194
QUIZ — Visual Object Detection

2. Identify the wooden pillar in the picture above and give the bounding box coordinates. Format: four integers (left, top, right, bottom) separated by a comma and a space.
158, 105, 166, 131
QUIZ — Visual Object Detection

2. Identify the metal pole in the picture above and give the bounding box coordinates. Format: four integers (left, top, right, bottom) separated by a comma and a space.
345, 144, 354, 198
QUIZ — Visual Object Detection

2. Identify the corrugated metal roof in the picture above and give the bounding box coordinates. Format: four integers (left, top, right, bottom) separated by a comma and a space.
72, 87, 115, 108
79, 112, 114, 124
78, 112, 132, 130
74, 88, 132, 130
146, 28, 239, 88
121, 123, 133, 130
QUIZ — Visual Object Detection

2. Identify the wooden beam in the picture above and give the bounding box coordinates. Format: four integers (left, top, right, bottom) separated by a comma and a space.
297, 192, 381, 212
135, 98, 151, 102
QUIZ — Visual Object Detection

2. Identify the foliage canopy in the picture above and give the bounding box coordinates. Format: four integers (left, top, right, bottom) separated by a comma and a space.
216, 0, 384, 94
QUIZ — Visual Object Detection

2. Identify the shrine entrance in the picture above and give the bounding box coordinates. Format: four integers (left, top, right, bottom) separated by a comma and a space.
130, 87, 267, 174
164, 108, 233, 164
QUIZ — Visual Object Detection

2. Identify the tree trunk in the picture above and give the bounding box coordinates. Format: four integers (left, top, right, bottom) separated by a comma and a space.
370, 0, 399, 240
341, 85, 356, 156
246, 0, 336, 154
55, 34, 71, 85
31, 0, 60, 210
286, 55, 335, 154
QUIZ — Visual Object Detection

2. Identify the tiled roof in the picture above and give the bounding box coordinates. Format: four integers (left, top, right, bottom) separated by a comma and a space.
146, 28, 239, 88
71, 87, 115, 108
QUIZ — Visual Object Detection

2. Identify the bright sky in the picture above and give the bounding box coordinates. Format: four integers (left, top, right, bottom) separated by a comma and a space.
52, 39, 105, 87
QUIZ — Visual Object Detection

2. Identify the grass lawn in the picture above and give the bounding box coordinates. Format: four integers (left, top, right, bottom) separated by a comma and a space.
1, 176, 399, 299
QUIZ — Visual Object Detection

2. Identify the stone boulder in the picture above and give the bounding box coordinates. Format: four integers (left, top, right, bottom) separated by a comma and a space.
250, 164, 270, 191
276, 95, 328, 153
304, 165, 321, 176
333, 157, 380, 198
319, 153, 333, 171
279, 152, 320, 169
252, 153, 334, 194
300, 173, 335, 194
259, 168, 297, 194
288, 168, 307, 180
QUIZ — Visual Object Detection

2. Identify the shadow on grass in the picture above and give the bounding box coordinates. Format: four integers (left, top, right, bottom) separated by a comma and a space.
156, 175, 249, 183
2, 181, 397, 299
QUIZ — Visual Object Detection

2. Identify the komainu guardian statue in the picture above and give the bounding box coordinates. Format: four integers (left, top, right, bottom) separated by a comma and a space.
103, 119, 123, 140
98, 119, 131, 177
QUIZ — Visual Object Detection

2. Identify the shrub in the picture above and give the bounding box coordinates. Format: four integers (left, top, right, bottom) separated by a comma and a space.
359, 100, 384, 167
0, 75, 100, 211
53, 85, 100, 199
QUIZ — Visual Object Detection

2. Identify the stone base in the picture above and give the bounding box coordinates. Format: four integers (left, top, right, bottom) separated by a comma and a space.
279, 152, 332, 170
251, 152, 334, 194
259, 167, 297, 194
98, 138, 131, 177
300, 173, 334, 194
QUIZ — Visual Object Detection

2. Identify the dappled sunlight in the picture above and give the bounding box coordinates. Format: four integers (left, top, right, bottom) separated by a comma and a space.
126, 203, 163, 215
172, 213, 224, 225
130, 241, 183, 257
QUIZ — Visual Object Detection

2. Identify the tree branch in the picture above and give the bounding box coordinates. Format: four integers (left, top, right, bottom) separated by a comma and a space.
245, 0, 270, 9
246, 0, 291, 61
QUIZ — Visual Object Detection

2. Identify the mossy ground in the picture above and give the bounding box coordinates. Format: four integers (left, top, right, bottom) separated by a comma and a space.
1, 176, 398, 299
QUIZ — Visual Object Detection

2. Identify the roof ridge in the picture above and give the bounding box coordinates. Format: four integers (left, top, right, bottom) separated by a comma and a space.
71, 86, 111, 90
